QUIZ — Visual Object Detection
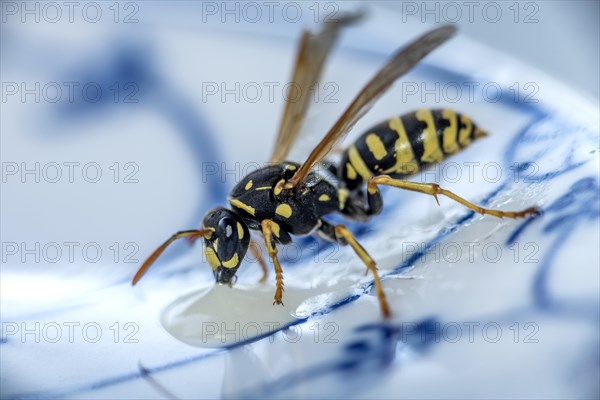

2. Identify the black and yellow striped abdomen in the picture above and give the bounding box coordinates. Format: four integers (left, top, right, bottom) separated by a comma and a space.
339, 108, 487, 191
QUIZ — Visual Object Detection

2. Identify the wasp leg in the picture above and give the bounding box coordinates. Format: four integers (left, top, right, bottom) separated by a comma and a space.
320, 221, 391, 319
317, 220, 369, 276
368, 175, 539, 219
261, 220, 285, 306
249, 238, 269, 284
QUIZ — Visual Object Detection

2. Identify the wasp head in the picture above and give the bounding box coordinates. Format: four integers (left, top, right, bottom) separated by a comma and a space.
201, 208, 250, 286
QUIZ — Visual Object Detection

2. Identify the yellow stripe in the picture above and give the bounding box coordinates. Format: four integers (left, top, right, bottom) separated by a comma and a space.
274, 179, 285, 196
416, 109, 443, 163
229, 198, 256, 216
244, 180, 253, 190
319, 194, 330, 201
275, 204, 293, 218
441, 109, 459, 154
348, 145, 373, 181
222, 253, 239, 269
254, 186, 271, 191
365, 133, 387, 160
338, 189, 349, 210
458, 114, 473, 146
382, 116, 419, 175
204, 247, 220, 270
271, 221, 281, 237
345, 163, 357, 180
237, 222, 244, 239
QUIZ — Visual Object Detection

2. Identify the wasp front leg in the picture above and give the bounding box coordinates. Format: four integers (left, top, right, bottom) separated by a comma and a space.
367, 175, 539, 219
261, 220, 285, 306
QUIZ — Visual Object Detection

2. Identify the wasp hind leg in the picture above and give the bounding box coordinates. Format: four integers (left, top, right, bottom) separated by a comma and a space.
317, 220, 392, 319
367, 175, 539, 219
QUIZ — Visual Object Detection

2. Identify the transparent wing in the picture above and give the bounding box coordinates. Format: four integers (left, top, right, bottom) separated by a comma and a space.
284, 25, 457, 189
269, 11, 364, 163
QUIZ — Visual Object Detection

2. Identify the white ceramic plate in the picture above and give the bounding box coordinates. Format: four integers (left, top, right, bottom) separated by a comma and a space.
2, 3, 598, 399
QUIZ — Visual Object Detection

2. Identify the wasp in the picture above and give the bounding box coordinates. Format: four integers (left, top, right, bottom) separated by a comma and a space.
132, 14, 538, 319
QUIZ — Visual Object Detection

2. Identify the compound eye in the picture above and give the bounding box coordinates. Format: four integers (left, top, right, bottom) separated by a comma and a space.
218, 217, 237, 238
216, 217, 238, 260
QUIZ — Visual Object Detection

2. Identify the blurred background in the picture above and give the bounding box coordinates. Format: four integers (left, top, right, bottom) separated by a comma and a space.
378, 0, 599, 99
1, 1, 599, 399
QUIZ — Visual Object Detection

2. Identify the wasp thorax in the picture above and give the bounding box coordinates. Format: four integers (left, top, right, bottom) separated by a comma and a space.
201, 207, 250, 285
